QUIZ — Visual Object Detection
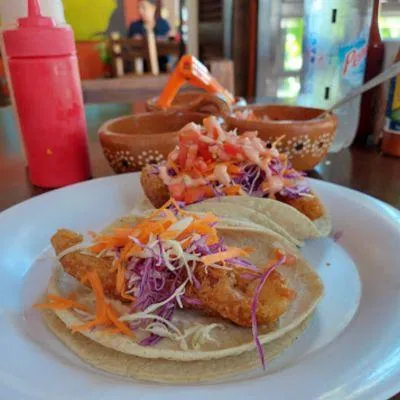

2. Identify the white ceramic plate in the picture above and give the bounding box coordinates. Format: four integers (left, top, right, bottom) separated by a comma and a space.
0, 174, 400, 400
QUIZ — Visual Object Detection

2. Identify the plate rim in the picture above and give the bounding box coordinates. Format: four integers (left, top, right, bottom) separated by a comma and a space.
0, 173, 399, 399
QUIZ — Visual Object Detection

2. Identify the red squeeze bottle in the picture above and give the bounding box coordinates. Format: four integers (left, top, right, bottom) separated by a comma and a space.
3, 0, 91, 188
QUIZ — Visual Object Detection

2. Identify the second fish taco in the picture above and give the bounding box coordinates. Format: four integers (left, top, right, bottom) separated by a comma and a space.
141, 116, 331, 241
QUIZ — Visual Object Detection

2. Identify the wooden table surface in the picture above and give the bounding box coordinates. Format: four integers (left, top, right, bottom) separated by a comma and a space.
1, 103, 399, 212
0, 103, 399, 398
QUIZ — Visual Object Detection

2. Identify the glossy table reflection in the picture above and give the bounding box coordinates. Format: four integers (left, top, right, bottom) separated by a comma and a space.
0, 103, 399, 399
0, 103, 398, 212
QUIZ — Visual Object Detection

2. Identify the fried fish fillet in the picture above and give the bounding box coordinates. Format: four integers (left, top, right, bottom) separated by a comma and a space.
140, 165, 170, 209
51, 229, 294, 328
51, 229, 118, 298
276, 194, 324, 221
185, 265, 295, 328
140, 166, 324, 220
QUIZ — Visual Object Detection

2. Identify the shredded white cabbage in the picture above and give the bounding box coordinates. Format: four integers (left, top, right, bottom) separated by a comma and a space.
119, 312, 182, 335
191, 323, 225, 349
144, 322, 189, 349
176, 294, 184, 309
167, 216, 193, 233
56, 241, 93, 260
73, 308, 94, 321
144, 321, 225, 350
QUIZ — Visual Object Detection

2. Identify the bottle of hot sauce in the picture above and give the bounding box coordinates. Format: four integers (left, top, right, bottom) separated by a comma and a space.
381, 46, 400, 157
3, 0, 91, 188
354, 0, 385, 146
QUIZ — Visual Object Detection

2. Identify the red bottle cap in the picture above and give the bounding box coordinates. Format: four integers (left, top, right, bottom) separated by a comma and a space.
3, 0, 75, 58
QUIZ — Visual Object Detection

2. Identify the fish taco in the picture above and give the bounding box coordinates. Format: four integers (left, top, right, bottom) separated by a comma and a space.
36, 201, 323, 382
140, 116, 331, 240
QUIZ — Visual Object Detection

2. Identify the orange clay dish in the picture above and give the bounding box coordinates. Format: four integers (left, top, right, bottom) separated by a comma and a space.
234, 109, 270, 122
156, 55, 235, 109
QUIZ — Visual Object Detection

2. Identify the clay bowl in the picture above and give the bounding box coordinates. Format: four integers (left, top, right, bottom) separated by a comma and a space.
225, 104, 338, 171
99, 111, 206, 174
146, 91, 246, 114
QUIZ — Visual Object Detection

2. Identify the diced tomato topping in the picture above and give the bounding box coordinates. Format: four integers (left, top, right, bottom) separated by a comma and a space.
227, 164, 242, 175
179, 130, 200, 143
223, 142, 242, 157
184, 144, 198, 169
169, 182, 186, 200
197, 141, 213, 161
178, 143, 188, 168
194, 159, 209, 172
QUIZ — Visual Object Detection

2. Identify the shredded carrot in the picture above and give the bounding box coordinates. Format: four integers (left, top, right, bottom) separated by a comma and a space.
71, 269, 134, 337
272, 135, 285, 147
120, 292, 135, 301
223, 185, 242, 196
93, 235, 131, 249
89, 242, 107, 254
205, 232, 219, 246
181, 237, 193, 250
274, 248, 296, 265
87, 270, 108, 322
163, 209, 178, 223
159, 230, 181, 240
114, 260, 135, 301
120, 241, 141, 261
227, 164, 242, 174
178, 221, 215, 240
198, 212, 219, 225
113, 228, 135, 236
134, 221, 166, 243
201, 247, 253, 265
34, 294, 88, 312
115, 260, 125, 295
71, 319, 110, 333
148, 198, 181, 219
106, 305, 134, 337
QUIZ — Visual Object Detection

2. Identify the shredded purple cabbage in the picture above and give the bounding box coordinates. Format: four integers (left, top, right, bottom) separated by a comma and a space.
332, 230, 343, 242
182, 295, 203, 306
229, 257, 259, 271
232, 162, 311, 200
167, 168, 177, 177
124, 229, 258, 346
279, 184, 311, 200
251, 254, 287, 369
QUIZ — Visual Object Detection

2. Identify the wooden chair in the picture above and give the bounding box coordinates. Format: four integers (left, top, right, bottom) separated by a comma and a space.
109, 35, 183, 77
82, 36, 235, 106
206, 59, 235, 96
81, 58, 235, 105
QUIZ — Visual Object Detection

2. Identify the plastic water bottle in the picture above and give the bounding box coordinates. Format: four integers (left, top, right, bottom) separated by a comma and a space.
298, 0, 373, 152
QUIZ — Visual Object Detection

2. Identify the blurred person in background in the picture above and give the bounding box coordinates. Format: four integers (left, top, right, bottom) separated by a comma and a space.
127, 0, 171, 72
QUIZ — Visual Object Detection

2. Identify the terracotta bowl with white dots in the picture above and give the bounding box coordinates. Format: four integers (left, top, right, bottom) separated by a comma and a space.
98, 111, 206, 174
225, 104, 338, 171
